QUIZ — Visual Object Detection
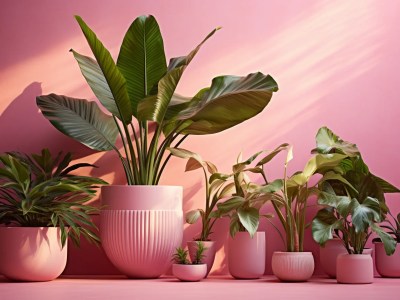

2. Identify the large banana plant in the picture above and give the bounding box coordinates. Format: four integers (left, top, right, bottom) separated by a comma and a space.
36, 15, 278, 185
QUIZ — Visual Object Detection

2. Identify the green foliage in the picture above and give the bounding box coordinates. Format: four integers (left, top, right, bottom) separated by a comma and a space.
376, 212, 400, 243
312, 127, 398, 255
192, 241, 207, 264
172, 247, 190, 264
37, 15, 278, 186
0, 149, 106, 248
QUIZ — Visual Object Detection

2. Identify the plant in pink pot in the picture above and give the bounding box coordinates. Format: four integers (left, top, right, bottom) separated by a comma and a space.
168, 148, 235, 276
172, 242, 207, 282
373, 212, 400, 277
36, 14, 278, 278
0, 149, 104, 281
311, 127, 399, 282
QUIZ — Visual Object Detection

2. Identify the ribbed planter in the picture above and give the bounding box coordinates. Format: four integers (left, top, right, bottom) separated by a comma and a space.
100, 185, 183, 278
375, 242, 400, 277
172, 264, 207, 281
0, 227, 67, 281
337, 253, 373, 284
272, 252, 314, 282
228, 232, 265, 279
188, 241, 216, 276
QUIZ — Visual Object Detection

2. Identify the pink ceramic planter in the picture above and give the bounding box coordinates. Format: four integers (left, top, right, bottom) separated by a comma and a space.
228, 232, 265, 279
0, 227, 67, 281
375, 242, 400, 277
336, 253, 373, 284
188, 241, 216, 276
100, 185, 183, 278
172, 264, 207, 281
271, 252, 314, 282
320, 239, 347, 278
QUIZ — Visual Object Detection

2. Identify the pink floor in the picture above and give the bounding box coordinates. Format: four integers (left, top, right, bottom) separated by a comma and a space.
1, 276, 399, 300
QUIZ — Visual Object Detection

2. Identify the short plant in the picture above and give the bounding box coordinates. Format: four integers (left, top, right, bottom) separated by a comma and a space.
172, 242, 207, 265
312, 127, 399, 255
37, 14, 278, 186
168, 148, 235, 241
378, 212, 400, 243
0, 149, 107, 247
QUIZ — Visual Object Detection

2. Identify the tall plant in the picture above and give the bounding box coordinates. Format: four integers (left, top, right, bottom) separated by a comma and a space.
37, 15, 278, 185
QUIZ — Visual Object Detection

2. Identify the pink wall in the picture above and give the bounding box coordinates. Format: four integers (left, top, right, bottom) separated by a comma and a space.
1, 0, 400, 275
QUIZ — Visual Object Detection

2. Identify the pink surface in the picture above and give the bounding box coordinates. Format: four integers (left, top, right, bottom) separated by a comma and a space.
1, 275, 400, 300
1, 0, 400, 275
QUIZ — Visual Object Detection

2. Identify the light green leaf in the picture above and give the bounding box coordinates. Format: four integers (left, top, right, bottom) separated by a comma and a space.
216, 196, 245, 214
318, 171, 358, 194
117, 15, 167, 116
351, 197, 382, 232
256, 179, 284, 193
237, 206, 259, 237
312, 209, 342, 245
314, 126, 359, 156
229, 214, 240, 238
74, 15, 132, 124
186, 209, 203, 224
233, 151, 263, 173
256, 143, 289, 166
303, 153, 347, 179
371, 223, 396, 255
36, 94, 118, 151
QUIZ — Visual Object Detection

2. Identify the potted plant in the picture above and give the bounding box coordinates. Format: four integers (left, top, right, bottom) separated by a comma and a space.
248, 143, 348, 282
373, 212, 400, 277
0, 149, 104, 281
172, 242, 207, 282
214, 151, 280, 279
168, 148, 234, 276
311, 127, 400, 280
36, 15, 279, 278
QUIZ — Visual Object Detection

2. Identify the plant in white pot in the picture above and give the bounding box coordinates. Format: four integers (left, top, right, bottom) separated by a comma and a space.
0, 149, 104, 281
373, 212, 400, 277
172, 242, 207, 282
252, 144, 348, 282
168, 148, 235, 276
36, 15, 278, 278
311, 127, 400, 280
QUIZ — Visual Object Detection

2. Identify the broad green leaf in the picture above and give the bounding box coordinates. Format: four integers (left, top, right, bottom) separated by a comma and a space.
351, 197, 382, 232
371, 223, 396, 255
71, 50, 125, 119
237, 206, 259, 237
229, 214, 241, 238
209, 172, 231, 184
37, 94, 118, 151
256, 143, 289, 166
314, 127, 359, 156
185, 209, 202, 224
319, 171, 358, 194
138, 27, 220, 123
218, 182, 236, 198
117, 15, 167, 115
256, 179, 284, 193
216, 196, 245, 214
318, 191, 352, 217
312, 209, 342, 245
303, 153, 347, 179
372, 175, 400, 193
179, 73, 278, 135
167, 148, 205, 173
233, 151, 263, 173
74, 16, 132, 124
287, 172, 307, 187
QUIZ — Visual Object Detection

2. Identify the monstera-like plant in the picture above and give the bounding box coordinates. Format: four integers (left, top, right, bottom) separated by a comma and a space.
36, 15, 278, 279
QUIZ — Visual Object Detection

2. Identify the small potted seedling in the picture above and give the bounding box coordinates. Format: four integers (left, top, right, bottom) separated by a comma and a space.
172, 242, 207, 281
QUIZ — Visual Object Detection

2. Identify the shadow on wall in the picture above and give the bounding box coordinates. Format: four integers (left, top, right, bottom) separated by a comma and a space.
0, 82, 93, 158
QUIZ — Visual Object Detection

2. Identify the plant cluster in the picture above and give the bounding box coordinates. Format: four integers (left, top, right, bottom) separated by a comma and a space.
0, 149, 106, 247
172, 242, 207, 265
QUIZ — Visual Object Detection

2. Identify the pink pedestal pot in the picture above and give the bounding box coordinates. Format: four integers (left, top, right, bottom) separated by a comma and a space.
271, 252, 314, 282
337, 253, 373, 284
188, 241, 215, 276
375, 242, 400, 277
0, 227, 67, 281
172, 264, 207, 281
228, 232, 265, 279
100, 185, 183, 278
320, 239, 347, 278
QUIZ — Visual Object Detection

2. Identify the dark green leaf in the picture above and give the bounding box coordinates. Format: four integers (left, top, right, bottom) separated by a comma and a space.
237, 206, 259, 237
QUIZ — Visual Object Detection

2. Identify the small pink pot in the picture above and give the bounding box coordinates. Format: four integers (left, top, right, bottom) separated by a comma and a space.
228, 232, 265, 279
336, 253, 373, 284
188, 241, 215, 276
172, 264, 207, 281
271, 252, 314, 282
320, 239, 347, 278
101, 185, 183, 279
0, 227, 67, 281
375, 242, 400, 277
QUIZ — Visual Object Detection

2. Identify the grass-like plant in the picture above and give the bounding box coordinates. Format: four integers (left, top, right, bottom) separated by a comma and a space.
172, 241, 207, 264
37, 15, 278, 186
0, 149, 106, 247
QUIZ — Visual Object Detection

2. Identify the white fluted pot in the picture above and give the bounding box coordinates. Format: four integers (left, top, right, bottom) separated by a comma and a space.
100, 185, 183, 278
272, 252, 314, 282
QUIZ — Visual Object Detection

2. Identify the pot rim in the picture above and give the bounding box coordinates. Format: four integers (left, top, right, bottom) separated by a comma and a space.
0, 226, 60, 229
102, 185, 183, 189
273, 251, 313, 255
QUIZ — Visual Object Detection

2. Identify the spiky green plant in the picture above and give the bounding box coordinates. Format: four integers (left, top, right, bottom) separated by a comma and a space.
0, 149, 107, 247
172, 247, 190, 264
192, 241, 207, 264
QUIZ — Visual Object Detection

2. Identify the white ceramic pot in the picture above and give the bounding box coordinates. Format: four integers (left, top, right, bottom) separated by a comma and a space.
0, 227, 67, 281
271, 251, 314, 282
228, 232, 265, 279
172, 264, 207, 281
100, 185, 183, 278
